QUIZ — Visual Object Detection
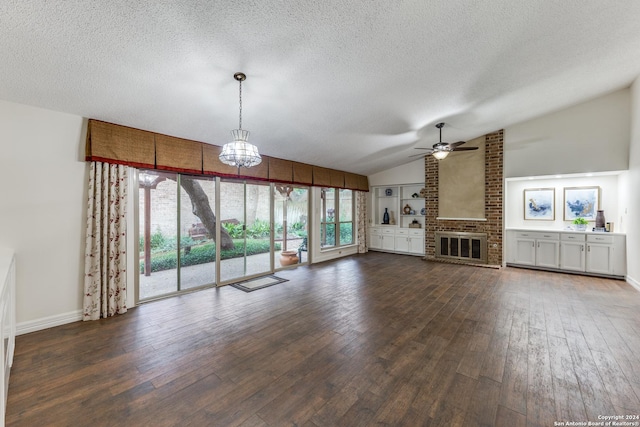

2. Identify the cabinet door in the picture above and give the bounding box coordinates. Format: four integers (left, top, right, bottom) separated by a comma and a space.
560, 241, 585, 272
381, 235, 395, 251
514, 238, 536, 266
586, 243, 612, 275
536, 239, 559, 269
408, 237, 424, 254
394, 236, 409, 252
368, 232, 381, 250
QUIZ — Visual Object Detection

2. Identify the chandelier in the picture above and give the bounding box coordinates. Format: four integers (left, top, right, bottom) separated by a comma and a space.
219, 72, 262, 168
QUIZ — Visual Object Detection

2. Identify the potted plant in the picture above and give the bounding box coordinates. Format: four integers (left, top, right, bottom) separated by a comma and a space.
573, 217, 588, 231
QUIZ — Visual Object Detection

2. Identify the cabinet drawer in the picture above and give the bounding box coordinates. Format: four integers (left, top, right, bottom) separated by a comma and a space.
514, 231, 535, 238
514, 231, 558, 240
587, 234, 613, 244
369, 228, 381, 236
538, 232, 559, 240
514, 231, 543, 239
561, 233, 585, 242
381, 228, 395, 235
396, 229, 409, 236
409, 229, 424, 237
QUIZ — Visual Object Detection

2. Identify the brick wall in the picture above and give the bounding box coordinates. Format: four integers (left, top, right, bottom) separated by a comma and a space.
424, 129, 503, 265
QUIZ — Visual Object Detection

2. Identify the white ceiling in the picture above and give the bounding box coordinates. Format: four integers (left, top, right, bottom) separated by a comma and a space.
2, 1, 640, 175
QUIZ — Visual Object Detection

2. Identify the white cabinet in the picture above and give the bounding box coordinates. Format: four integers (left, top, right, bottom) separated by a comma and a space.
507, 229, 626, 278
394, 229, 409, 252
368, 226, 424, 256
536, 237, 560, 269
369, 228, 381, 250
560, 233, 585, 272
368, 227, 396, 251
381, 229, 395, 251
585, 234, 626, 276
510, 231, 559, 268
408, 230, 425, 255
586, 243, 612, 275
513, 235, 536, 266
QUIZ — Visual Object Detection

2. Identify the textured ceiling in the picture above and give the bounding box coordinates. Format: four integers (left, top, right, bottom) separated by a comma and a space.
2, 1, 640, 175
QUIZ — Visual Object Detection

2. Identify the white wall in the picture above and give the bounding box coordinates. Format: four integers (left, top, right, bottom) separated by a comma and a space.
505, 88, 630, 178
505, 173, 621, 230
368, 158, 424, 187
0, 100, 87, 328
626, 78, 640, 288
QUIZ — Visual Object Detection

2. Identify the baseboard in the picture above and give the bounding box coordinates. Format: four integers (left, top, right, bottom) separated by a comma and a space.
17, 309, 83, 335
627, 275, 640, 292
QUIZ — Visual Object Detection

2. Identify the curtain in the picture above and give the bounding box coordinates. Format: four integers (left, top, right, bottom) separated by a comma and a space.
83, 162, 128, 320
356, 191, 368, 253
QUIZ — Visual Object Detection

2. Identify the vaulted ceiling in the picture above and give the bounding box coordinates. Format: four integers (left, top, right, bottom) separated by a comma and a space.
2, 1, 640, 175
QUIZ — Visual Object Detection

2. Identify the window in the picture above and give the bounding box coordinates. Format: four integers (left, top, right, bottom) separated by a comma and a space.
320, 188, 354, 248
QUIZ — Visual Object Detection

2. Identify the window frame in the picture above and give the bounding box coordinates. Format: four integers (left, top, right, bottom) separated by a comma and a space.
320, 187, 355, 249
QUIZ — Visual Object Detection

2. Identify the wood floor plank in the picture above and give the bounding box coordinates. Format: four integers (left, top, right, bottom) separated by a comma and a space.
526, 326, 556, 427
5, 252, 640, 426
499, 308, 529, 415
547, 335, 588, 422
464, 375, 502, 427
564, 328, 617, 421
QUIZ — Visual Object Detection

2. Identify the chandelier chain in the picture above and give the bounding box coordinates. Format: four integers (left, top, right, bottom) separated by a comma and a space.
238, 79, 242, 130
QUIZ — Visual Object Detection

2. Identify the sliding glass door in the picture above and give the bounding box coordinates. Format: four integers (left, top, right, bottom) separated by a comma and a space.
138, 171, 177, 299
138, 174, 308, 299
138, 172, 217, 300
219, 180, 272, 283
274, 185, 309, 266
178, 175, 217, 291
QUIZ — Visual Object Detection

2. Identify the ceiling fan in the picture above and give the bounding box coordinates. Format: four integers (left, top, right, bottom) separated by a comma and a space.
412, 122, 478, 160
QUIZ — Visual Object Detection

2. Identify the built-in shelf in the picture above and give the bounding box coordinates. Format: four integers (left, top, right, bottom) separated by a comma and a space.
370, 184, 426, 256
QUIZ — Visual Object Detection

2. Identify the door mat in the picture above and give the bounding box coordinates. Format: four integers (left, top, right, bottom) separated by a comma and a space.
230, 275, 289, 292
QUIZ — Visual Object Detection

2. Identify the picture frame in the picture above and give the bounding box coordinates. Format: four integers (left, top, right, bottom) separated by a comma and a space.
563, 186, 600, 221
523, 188, 555, 220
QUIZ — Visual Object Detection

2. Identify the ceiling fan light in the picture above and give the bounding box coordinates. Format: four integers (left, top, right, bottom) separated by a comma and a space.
432, 150, 449, 160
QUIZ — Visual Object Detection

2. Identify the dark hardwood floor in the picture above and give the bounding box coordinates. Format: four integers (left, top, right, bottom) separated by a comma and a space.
6, 252, 640, 426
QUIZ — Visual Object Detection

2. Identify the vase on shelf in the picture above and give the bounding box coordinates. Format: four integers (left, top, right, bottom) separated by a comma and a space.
382, 208, 390, 224
596, 210, 605, 228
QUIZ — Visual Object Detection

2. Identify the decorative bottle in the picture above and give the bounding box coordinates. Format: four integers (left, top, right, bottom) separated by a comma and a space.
596, 210, 605, 229
383, 208, 390, 224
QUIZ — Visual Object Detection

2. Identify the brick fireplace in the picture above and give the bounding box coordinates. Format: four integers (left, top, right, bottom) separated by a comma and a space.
424, 130, 503, 265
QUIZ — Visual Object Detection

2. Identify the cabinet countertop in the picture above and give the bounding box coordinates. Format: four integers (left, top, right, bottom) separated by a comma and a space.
505, 227, 625, 236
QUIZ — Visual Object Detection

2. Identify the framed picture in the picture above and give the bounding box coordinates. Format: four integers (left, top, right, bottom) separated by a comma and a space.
563, 186, 600, 221
524, 188, 555, 220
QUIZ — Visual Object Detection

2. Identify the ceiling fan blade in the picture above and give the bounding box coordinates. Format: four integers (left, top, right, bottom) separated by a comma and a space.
451, 146, 478, 151
448, 141, 467, 148
413, 147, 434, 151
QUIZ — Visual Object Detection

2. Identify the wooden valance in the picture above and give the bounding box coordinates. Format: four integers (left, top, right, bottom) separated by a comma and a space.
85, 119, 369, 191
85, 120, 155, 168
155, 134, 202, 174
268, 157, 293, 183
312, 166, 331, 187
292, 162, 313, 186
